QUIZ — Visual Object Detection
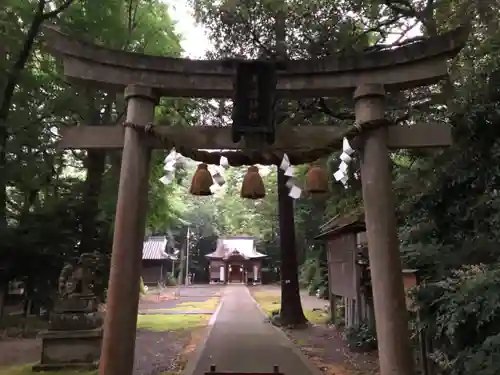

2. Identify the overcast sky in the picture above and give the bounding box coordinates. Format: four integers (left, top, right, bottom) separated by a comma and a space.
163, 0, 211, 58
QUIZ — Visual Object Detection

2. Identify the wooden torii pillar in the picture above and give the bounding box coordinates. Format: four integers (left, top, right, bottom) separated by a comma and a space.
354, 84, 433, 375
99, 85, 157, 375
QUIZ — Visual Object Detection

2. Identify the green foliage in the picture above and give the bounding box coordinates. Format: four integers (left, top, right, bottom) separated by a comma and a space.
0, 0, 193, 317
344, 323, 377, 353
398, 59, 500, 372
315, 283, 329, 300
303, 259, 328, 299
415, 265, 500, 375
147, 152, 187, 233
164, 272, 177, 287
139, 277, 146, 295
299, 258, 317, 289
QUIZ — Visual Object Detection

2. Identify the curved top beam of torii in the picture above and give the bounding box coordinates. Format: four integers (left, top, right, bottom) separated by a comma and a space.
42, 25, 468, 99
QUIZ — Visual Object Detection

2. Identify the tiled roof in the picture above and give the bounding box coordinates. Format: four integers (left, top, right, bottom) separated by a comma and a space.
206, 237, 266, 259
143, 236, 176, 260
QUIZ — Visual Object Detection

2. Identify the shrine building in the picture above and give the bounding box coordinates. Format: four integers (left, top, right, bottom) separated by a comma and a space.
206, 236, 266, 284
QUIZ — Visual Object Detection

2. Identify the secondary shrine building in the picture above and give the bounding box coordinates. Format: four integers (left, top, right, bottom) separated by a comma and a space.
206, 236, 266, 284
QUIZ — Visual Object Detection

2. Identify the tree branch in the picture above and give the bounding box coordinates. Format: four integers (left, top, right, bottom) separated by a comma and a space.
384, 0, 418, 18
0, 0, 76, 124
42, 0, 76, 19
317, 98, 355, 121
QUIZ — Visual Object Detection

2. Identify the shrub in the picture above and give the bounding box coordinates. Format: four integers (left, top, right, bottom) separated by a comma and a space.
316, 284, 329, 300
299, 259, 317, 290
139, 277, 146, 295
344, 323, 377, 352
416, 264, 500, 375
165, 272, 177, 286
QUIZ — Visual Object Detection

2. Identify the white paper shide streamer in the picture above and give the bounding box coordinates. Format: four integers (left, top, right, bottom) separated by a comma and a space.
160, 151, 230, 194
209, 156, 230, 193
159, 149, 179, 185
280, 154, 301, 199
334, 138, 355, 189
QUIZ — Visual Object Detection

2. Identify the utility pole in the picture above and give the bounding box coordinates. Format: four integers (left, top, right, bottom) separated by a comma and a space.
176, 229, 186, 297
185, 226, 190, 286
178, 241, 185, 285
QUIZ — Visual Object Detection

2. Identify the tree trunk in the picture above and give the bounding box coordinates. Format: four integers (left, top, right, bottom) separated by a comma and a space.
108, 92, 126, 195
273, 1, 306, 327
23, 277, 34, 317
178, 235, 186, 285
79, 92, 108, 255
277, 168, 306, 326
79, 150, 106, 254
0, 281, 6, 318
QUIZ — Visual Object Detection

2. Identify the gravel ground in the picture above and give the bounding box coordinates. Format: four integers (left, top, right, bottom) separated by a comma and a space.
0, 328, 200, 375
0, 337, 41, 367
133, 328, 194, 375
285, 325, 379, 375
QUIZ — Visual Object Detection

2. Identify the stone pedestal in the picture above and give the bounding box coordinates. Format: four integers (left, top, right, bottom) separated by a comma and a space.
33, 296, 104, 372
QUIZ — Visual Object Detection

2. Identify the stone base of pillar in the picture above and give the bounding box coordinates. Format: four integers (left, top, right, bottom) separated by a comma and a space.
33, 328, 102, 372
33, 362, 99, 372
33, 295, 104, 372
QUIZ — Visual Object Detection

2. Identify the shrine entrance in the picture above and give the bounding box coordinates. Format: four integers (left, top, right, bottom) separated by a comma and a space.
228, 264, 244, 283
226, 252, 249, 284
43, 24, 468, 375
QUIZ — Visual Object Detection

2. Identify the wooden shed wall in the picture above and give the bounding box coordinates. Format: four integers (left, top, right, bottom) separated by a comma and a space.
326, 233, 357, 299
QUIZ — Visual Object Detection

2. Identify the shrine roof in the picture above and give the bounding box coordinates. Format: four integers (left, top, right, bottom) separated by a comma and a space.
315, 210, 366, 240
206, 236, 266, 260
143, 236, 177, 260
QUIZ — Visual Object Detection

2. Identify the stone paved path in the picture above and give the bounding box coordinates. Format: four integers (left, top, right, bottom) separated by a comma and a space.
188, 285, 318, 375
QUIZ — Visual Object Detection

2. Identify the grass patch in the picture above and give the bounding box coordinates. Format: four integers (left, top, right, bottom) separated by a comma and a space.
252, 291, 281, 316
166, 297, 220, 312
252, 291, 330, 325
137, 314, 209, 332
0, 363, 96, 375
305, 309, 330, 325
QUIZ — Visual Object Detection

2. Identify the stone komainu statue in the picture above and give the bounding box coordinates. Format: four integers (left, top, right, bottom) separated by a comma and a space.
58, 253, 98, 299
58, 263, 75, 298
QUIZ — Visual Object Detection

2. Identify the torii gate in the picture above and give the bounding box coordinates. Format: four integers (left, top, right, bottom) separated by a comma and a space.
43, 26, 467, 375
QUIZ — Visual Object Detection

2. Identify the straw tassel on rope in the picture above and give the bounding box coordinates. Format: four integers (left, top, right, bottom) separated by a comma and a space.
306, 164, 329, 194
241, 165, 266, 199
189, 163, 214, 196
